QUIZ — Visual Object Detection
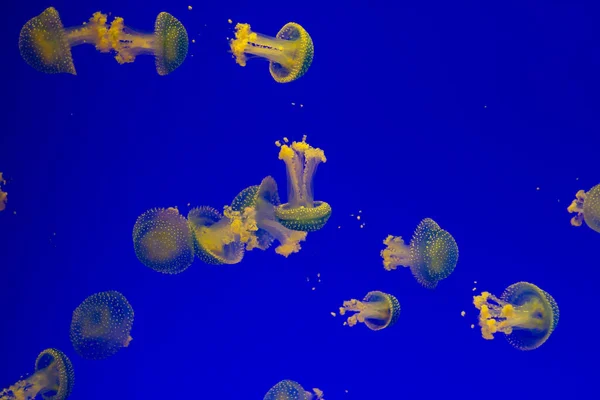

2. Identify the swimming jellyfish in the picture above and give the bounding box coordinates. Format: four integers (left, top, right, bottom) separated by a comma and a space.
381, 218, 458, 289
473, 282, 559, 350
133, 207, 195, 274
275, 136, 331, 232
0, 173, 6, 212
264, 380, 323, 400
19, 7, 188, 75
567, 183, 600, 233
70, 291, 134, 360
338, 290, 401, 331
0, 348, 74, 400
229, 22, 313, 83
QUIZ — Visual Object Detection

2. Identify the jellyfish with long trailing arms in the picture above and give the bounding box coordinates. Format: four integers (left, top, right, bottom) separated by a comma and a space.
70, 291, 134, 360
380, 218, 458, 289
264, 380, 324, 400
19, 7, 188, 75
473, 282, 559, 350
567, 183, 600, 233
337, 290, 401, 331
133, 207, 195, 274
0, 348, 75, 400
229, 22, 313, 83
274, 136, 332, 232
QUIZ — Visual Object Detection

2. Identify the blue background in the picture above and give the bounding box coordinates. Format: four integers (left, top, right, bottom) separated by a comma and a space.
1, 0, 599, 398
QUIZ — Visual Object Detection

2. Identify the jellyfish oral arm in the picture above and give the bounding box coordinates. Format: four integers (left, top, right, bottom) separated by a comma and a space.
567, 190, 586, 227
0, 365, 58, 400
279, 142, 326, 209
381, 235, 411, 271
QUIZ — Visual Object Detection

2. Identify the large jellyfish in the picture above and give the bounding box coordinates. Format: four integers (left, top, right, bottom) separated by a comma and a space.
19, 7, 188, 75
70, 291, 134, 360
0, 173, 6, 212
567, 183, 600, 233
0, 348, 74, 400
473, 282, 559, 350
229, 22, 313, 83
338, 290, 401, 331
133, 207, 195, 274
380, 218, 458, 289
275, 136, 331, 232
264, 380, 324, 400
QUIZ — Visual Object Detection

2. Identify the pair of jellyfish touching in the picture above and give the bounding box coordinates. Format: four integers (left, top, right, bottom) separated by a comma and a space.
264, 380, 323, 400
337, 291, 401, 331
568, 183, 600, 233
0, 348, 74, 400
0, 173, 7, 212
19, 7, 188, 75
472, 282, 559, 350
132, 136, 332, 274
381, 218, 459, 289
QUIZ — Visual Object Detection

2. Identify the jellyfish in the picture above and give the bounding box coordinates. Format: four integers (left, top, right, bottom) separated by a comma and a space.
274, 136, 331, 232
19, 7, 188, 75
264, 380, 324, 400
230, 185, 278, 250
0, 172, 6, 212
567, 183, 600, 233
133, 207, 195, 274
229, 22, 314, 83
0, 348, 74, 400
338, 290, 401, 331
70, 291, 134, 360
380, 218, 458, 289
473, 282, 559, 350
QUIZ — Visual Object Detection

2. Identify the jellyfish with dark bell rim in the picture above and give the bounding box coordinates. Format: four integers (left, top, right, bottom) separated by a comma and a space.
133, 207, 195, 274
338, 290, 401, 331
264, 380, 324, 400
274, 136, 331, 232
567, 183, 600, 233
70, 291, 134, 360
0, 348, 74, 400
381, 218, 458, 289
473, 282, 559, 350
229, 22, 313, 83
19, 7, 188, 75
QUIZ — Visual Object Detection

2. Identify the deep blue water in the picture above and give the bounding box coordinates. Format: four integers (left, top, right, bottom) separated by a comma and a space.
1, 0, 599, 398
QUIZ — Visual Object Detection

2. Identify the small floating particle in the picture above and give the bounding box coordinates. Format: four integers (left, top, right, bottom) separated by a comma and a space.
227, 18, 232, 24
192, 39, 196, 43
311, 287, 316, 291
291, 102, 296, 106
330, 312, 336, 317
472, 287, 477, 292
461, 311, 466, 317
474, 281, 477, 284
188, 5, 193, 10
470, 324, 475, 329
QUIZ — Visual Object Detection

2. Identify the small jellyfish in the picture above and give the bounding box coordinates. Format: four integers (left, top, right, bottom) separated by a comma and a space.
264, 380, 324, 400
0, 348, 74, 400
229, 22, 313, 83
0, 172, 6, 212
473, 282, 559, 350
187, 206, 247, 265
567, 183, 600, 233
19, 7, 188, 75
132, 207, 195, 274
275, 136, 332, 232
70, 291, 134, 360
381, 218, 458, 289
338, 291, 401, 331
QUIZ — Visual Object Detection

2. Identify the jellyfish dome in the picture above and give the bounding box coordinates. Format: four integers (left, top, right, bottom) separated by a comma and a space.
568, 183, 600, 233
473, 282, 559, 350
264, 380, 324, 400
70, 291, 134, 360
338, 290, 401, 331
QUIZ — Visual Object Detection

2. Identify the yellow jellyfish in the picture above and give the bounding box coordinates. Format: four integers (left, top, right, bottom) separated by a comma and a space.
0, 172, 6, 212
0, 348, 74, 400
381, 218, 458, 289
229, 22, 313, 83
19, 7, 188, 75
567, 183, 600, 233
338, 290, 401, 331
264, 380, 324, 400
70, 291, 134, 360
473, 282, 559, 350
132, 207, 195, 274
275, 136, 332, 232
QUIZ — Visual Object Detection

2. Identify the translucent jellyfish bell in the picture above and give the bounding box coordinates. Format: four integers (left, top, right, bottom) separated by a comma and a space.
133, 207, 195, 274
567, 183, 600, 233
19, 7, 188, 75
229, 22, 314, 83
274, 136, 332, 232
338, 290, 401, 331
0, 348, 75, 400
70, 291, 134, 360
473, 282, 559, 350
264, 380, 324, 400
381, 218, 458, 289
